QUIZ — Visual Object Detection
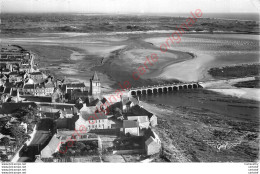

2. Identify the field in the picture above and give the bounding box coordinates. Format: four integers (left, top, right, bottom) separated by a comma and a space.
141, 101, 259, 162
1, 13, 259, 35
233, 80, 260, 88
208, 64, 260, 79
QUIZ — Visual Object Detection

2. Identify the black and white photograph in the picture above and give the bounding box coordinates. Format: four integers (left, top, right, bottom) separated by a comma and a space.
0, 0, 259, 173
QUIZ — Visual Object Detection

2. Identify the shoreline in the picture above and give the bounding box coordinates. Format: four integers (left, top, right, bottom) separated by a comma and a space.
156, 52, 215, 82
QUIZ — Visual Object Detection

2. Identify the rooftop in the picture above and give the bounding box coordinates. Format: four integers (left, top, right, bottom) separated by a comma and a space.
123, 120, 139, 128
65, 83, 85, 88
81, 112, 107, 120
92, 71, 99, 81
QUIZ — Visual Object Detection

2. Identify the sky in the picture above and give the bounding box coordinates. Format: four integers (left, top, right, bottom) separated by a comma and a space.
1, 0, 259, 14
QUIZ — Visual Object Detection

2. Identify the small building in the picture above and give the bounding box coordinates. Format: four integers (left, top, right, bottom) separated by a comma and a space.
64, 83, 86, 93
127, 115, 150, 129
8, 72, 24, 83
123, 120, 139, 136
75, 111, 111, 131
145, 131, 161, 156
149, 115, 157, 127
131, 105, 158, 127
39, 103, 78, 118
29, 71, 46, 81
121, 96, 139, 113
23, 83, 54, 96
79, 103, 97, 114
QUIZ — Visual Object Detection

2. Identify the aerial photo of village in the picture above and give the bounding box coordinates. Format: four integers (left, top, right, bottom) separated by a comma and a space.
0, 0, 259, 164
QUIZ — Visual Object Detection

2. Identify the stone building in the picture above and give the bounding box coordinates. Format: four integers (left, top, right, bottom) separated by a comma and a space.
123, 120, 140, 136
145, 131, 161, 156
75, 111, 111, 131
90, 72, 101, 95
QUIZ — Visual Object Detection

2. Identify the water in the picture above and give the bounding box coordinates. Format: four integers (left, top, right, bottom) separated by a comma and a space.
140, 89, 259, 122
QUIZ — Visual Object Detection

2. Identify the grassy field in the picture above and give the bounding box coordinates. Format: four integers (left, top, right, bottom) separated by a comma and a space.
208, 64, 260, 79
233, 80, 260, 88
141, 101, 259, 162
1, 13, 259, 35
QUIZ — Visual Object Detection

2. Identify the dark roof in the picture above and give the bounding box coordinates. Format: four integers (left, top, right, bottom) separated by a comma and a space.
131, 105, 153, 118
66, 83, 85, 88
0, 86, 5, 93
4, 87, 11, 94
81, 112, 107, 120
101, 98, 107, 104
92, 71, 99, 81
75, 103, 84, 110
123, 120, 139, 128
24, 84, 34, 89
22, 96, 52, 103
89, 98, 100, 106
30, 72, 42, 75
43, 112, 60, 119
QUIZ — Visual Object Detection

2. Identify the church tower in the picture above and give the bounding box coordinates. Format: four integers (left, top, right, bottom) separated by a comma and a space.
90, 71, 101, 95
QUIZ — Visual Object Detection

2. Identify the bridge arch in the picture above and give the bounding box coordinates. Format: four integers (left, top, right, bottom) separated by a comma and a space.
163, 87, 168, 92
137, 90, 142, 95
158, 88, 163, 93
153, 88, 158, 93
193, 84, 198, 88
173, 86, 178, 91
188, 84, 192, 89
131, 91, 136, 95
183, 85, 188, 89
147, 89, 153, 94
168, 87, 173, 91
142, 90, 147, 95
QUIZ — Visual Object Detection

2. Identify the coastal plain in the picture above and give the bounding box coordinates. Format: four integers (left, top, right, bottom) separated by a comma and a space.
1, 13, 259, 162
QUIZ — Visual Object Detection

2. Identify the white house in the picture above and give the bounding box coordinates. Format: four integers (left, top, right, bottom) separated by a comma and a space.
123, 120, 139, 136
145, 131, 161, 156
127, 115, 150, 129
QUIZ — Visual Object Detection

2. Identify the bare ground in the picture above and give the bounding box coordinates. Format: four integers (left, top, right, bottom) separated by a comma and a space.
140, 101, 259, 162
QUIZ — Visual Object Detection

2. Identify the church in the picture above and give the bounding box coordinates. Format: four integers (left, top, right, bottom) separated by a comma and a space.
89, 71, 101, 96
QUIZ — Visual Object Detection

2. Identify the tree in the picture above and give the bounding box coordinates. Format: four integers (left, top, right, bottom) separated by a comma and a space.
0, 154, 8, 161
10, 126, 26, 147
1, 137, 10, 154
12, 106, 39, 124
74, 142, 85, 150
53, 152, 62, 159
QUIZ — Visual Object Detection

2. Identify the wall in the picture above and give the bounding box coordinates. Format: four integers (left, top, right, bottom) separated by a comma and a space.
113, 149, 144, 155
145, 142, 161, 156
124, 128, 139, 136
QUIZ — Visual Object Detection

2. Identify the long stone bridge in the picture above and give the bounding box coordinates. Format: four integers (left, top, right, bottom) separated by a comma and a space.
129, 82, 202, 95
